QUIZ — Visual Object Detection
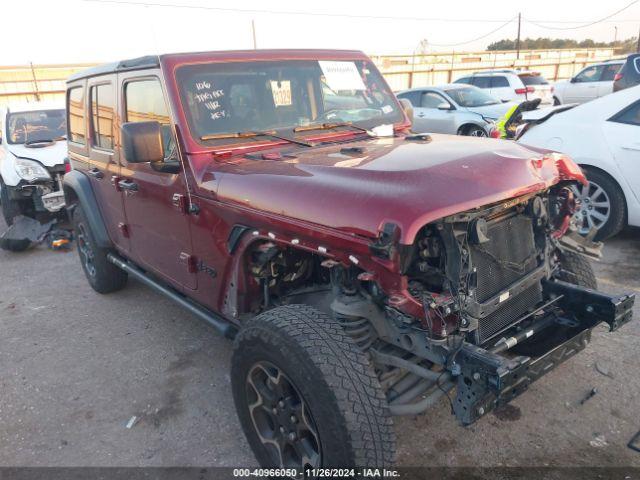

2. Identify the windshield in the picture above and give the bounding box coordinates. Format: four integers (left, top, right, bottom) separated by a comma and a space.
176, 59, 403, 145
7, 109, 66, 145
444, 87, 500, 108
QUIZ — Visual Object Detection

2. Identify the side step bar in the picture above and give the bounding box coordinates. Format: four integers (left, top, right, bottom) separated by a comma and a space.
107, 253, 237, 339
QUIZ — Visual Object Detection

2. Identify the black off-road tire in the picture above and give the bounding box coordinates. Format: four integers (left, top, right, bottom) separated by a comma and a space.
584, 168, 626, 241
557, 250, 597, 289
459, 125, 487, 137
0, 179, 22, 226
72, 204, 127, 294
231, 304, 396, 469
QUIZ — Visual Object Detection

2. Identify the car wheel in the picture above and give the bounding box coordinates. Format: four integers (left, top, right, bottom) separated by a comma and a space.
0, 178, 23, 226
461, 125, 487, 137
231, 304, 396, 469
72, 204, 127, 293
570, 169, 626, 241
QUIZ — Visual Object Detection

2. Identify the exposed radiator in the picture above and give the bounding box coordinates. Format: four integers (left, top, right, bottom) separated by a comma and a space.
470, 214, 542, 344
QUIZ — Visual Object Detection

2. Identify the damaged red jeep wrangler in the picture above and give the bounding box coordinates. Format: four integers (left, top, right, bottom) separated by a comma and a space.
64, 50, 634, 469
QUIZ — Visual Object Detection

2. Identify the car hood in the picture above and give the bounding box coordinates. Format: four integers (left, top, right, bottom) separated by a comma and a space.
464, 102, 517, 119
210, 134, 582, 244
6, 141, 68, 167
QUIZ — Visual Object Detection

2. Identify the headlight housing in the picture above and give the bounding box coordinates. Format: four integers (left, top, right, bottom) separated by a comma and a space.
14, 158, 51, 182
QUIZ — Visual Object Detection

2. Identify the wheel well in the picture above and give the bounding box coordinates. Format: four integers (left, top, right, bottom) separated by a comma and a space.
457, 123, 485, 135
578, 164, 628, 219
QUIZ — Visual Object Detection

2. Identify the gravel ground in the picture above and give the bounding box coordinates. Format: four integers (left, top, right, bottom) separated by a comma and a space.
0, 216, 639, 468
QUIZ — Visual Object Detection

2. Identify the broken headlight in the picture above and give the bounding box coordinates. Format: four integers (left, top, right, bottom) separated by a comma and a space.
14, 158, 51, 182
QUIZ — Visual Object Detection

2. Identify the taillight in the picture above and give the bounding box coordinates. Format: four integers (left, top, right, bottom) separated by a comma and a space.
614, 72, 623, 81
64, 160, 71, 173
514, 86, 534, 95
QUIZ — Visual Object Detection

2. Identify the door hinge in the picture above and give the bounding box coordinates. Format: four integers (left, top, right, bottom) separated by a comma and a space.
172, 193, 188, 214
118, 222, 130, 238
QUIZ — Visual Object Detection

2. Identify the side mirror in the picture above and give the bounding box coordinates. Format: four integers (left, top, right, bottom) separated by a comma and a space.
437, 102, 453, 111
398, 98, 414, 123
570, 77, 577, 83
121, 121, 164, 164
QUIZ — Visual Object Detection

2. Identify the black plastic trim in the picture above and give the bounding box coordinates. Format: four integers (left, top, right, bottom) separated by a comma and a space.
62, 170, 112, 248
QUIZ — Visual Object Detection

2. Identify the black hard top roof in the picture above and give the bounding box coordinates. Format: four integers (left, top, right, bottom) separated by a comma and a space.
67, 55, 160, 82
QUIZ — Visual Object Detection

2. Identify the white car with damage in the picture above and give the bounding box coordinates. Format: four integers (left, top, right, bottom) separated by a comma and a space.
518, 85, 640, 240
0, 103, 67, 226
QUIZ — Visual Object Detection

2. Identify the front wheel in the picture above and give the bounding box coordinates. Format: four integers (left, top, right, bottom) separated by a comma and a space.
231, 305, 396, 469
570, 169, 626, 241
0, 179, 23, 226
460, 125, 487, 137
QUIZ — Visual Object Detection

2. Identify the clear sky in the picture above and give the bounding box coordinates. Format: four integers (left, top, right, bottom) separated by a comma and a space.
3, 0, 639, 65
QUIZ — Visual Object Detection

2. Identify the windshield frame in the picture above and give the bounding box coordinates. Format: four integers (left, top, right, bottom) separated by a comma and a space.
171, 57, 406, 150
6, 109, 66, 145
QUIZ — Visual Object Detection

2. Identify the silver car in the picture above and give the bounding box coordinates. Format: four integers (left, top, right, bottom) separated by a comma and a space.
397, 84, 517, 137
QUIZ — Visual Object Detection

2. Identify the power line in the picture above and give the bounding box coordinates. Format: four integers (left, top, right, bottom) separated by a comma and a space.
525, 0, 640, 30
81, 0, 514, 23
427, 17, 517, 47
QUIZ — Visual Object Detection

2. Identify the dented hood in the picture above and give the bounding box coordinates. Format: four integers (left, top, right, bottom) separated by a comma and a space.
212, 134, 582, 244
7, 141, 68, 168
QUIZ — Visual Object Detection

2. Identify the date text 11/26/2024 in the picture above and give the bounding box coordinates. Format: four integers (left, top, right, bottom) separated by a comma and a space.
232, 468, 400, 478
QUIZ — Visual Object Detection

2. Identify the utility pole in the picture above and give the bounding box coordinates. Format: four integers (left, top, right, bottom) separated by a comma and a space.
252, 19, 257, 49
29, 62, 41, 102
637, 25, 640, 53
516, 12, 522, 60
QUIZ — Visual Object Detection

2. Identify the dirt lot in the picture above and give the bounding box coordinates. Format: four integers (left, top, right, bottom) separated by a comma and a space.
0, 216, 639, 468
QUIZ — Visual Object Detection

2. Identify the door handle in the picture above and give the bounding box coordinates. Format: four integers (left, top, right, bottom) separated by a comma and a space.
118, 179, 139, 194
417, 113, 425, 118
86, 168, 104, 179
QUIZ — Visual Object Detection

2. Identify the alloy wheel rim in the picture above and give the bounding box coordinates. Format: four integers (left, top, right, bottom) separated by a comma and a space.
570, 181, 611, 234
469, 128, 486, 137
76, 223, 97, 277
246, 361, 321, 469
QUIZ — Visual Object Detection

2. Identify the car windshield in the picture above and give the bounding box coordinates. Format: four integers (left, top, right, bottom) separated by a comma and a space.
7, 109, 66, 145
444, 87, 500, 107
176, 59, 403, 145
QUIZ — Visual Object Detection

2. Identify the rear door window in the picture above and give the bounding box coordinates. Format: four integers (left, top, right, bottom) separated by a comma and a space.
600, 64, 622, 81
471, 77, 491, 89
490, 76, 510, 88
397, 91, 421, 107
454, 77, 472, 85
67, 86, 86, 145
90, 83, 115, 150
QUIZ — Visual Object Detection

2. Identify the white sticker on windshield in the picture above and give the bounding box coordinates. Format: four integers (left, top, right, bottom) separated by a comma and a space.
381, 105, 393, 114
270, 80, 292, 107
319, 61, 366, 91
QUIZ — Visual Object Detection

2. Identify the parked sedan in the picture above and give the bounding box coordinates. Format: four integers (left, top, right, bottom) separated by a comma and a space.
518, 85, 640, 240
397, 84, 516, 137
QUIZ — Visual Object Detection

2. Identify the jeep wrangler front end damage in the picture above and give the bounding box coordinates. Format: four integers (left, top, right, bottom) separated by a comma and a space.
240, 182, 634, 426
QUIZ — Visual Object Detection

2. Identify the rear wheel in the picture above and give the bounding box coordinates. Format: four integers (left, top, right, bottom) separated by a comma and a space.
72, 204, 127, 293
231, 304, 395, 469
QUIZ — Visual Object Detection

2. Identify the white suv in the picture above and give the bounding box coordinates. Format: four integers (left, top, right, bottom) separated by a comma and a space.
553, 60, 624, 105
0, 103, 68, 227
454, 70, 553, 105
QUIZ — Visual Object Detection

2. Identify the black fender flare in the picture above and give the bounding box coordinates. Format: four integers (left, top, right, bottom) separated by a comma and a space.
63, 170, 112, 248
